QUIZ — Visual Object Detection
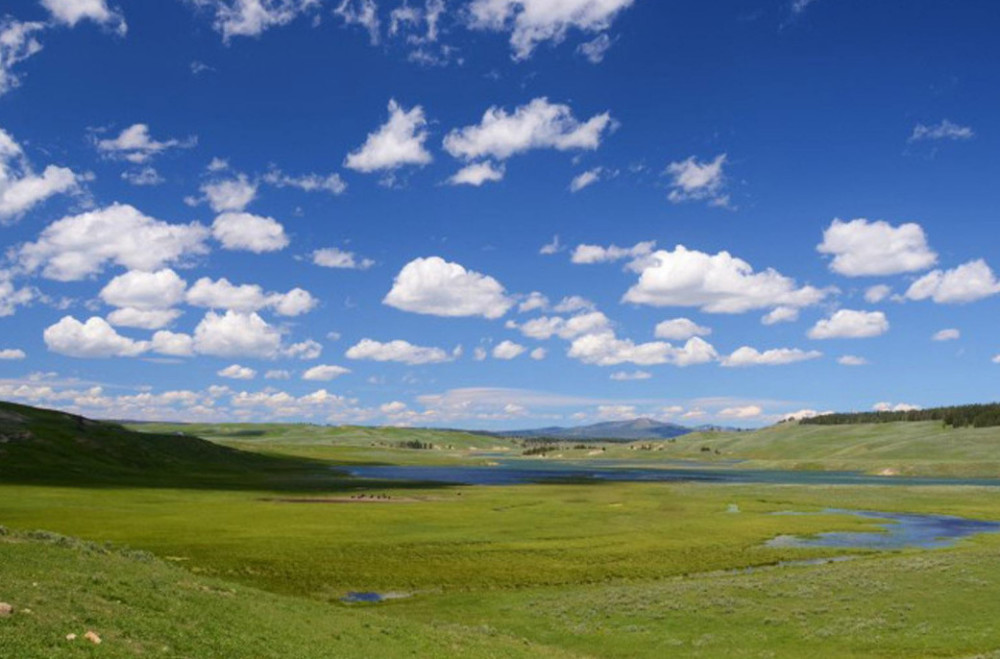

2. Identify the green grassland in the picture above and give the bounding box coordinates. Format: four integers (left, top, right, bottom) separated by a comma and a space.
4, 402, 1000, 656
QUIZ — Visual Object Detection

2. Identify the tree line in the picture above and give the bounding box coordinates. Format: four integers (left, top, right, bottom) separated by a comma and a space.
800, 403, 1000, 428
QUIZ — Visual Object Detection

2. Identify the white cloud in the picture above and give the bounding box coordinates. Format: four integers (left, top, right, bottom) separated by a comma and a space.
447, 161, 505, 186
99, 268, 187, 310
186, 277, 316, 317
761, 306, 799, 325
265, 369, 290, 379
517, 291, 549, 313
263, 169, 347, 195
44, 315, 149, 358
0, 271, 33, 317
42, 0, 126, 33
212, 212, 289, 252
529, 347, 546, 360
932, 328, 960, 342
817, 219, 937, 277
515, 311, 610, 340
151, 330, 194, 357
345, 100, 432, 173
993, 355, 1000, 365
19, 204, 210, 281
0, 348, 26, 360
467, 0, 635, 60
539, 234, 562, 255
909, 120, 974, 142
121, 166, 164, 186
577, 32, 612, 63
568, 331, 717, 367
334, 0, 381, 44
0, 20, 45, 97
721, 346, 822, 367
199, 175, 257, 212
312, 247, 374, 270
302, 364, 351, 381
384, 256, 514, 319
665, 154, 729, 207
198, 0, 319, 41
107, 308, 183, 330
718, 405, 762, 420
569, 167, 601, 192
838, 355, 868, 366
192, 310, 283, 358
864, 284, 892, 304
96, 124, 194, 163
218, 364, 256, 380
0, 127, 84, 223
624, 245, 828, 313
346, 338, 456, 365
571, 240, 654, 265
808, 309, 889, 339
443, 98, 614, 161
874, 402, 921, 412
654, 318, 711, 341
283, 339, 322, 360
493, 340, 526, 360
552, 295, 594, 313
609, 370, 651, 381
905, 260, 1000, 304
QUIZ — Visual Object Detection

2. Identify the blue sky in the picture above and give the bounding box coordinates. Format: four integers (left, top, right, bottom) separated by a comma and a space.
0, 0, 998, 428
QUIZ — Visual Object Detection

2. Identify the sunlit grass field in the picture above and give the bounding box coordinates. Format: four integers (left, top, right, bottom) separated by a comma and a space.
3, 406, 1000, 656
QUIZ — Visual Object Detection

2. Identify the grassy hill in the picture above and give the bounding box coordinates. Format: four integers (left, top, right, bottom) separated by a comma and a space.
0, 401, 334, 489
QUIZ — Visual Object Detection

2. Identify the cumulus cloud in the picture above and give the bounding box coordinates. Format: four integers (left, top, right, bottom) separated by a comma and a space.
196, 0, 319, 41
467, 0, 636, 60
199, 175, 257, 213
218, 364, 256, 380
571, 240, 654, 265
106, 308, 182, 330
665, 154, 729, 207
874, 402, 921, 412
577, 32, 612, 63
42, 0, 126, 33
121, 166, 164, 186
0, 20, 45, 97
493, 340, 526, 360
513, 311, 610, 340
0, 271, 33, 317
283, 339, 322, 360
0, 127, 85, 223
808, 309, 889, 339
718, 405, 762, 420
335, 0, 381, 44
529, 347, 546, 360
19, 204, 210, 281
654, 318, 711, 341
95, 124, 195, 163
44, 315, 149, 358
761, 306, 799, 325
517, 291, 549, 313
443, 98, 614, 162
838, 355, 868, 366
932, 328, 960, 342
302, 364, 351, 381
186, 277, 316, 317
212, 212, 289, 253
312, 247, 374, 270
817, 219, 937, 276
909, 120, 974, 142
447, 161, 505, 186
864, 284, 892, 304
345, 100, 432, 173
346, 338, 456, 364
539, 234, 563, 255
99, 268, 187, 310
568, 331, 718, 367
721, 346, 822, 367
151, 330, 194, 357
0, 348, 26, 360
623, 245, 828, 313
904, 260, 1000, 304
192, 310, 284, 358
384, 256, 514, 319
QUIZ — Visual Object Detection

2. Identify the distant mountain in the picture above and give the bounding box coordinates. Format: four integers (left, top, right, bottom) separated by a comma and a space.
496, 418, 694, 441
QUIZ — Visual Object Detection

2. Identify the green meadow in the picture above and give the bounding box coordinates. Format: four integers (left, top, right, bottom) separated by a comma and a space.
3, 402, 1000, 657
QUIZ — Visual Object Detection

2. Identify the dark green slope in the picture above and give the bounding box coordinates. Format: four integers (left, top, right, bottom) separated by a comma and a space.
0, 401, 325, 488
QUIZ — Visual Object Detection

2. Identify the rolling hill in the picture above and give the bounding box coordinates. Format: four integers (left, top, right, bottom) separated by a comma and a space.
497, 417, 695, 441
